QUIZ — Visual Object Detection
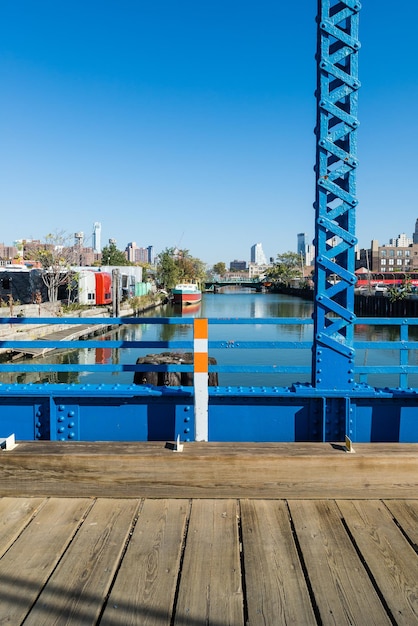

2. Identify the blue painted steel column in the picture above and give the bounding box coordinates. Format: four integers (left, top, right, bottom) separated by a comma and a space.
313, 0, 361, 391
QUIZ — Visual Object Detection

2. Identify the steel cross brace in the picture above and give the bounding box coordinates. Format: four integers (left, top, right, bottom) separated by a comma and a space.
313, 0, 361, 390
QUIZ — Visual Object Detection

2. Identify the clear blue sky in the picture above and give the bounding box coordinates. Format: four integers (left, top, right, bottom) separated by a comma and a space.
1, 1, 418, 266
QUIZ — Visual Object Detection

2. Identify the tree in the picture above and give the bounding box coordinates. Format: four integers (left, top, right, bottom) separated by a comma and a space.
137, 262, 151, 282
101, 242, 130, 266
29, 232, 74, 303
156, 248, 180, 290
213, 262, 226, 277
265, 251, 302, 286
388, 275, 412, 302
176, 251, 206, 284
156, 248, 206, 290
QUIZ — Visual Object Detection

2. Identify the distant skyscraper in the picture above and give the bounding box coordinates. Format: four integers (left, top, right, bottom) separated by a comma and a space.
414, 219, 418, 244
297, 233, 315, 266
125, 241, 138, 263
250, 243, 267, 265
389, 233, 413, 247
93, 222, 101, 253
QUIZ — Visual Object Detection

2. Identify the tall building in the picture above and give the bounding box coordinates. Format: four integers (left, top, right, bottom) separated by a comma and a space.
92, 222, 101, 253
250, 243, 267, 266
358, 239, 417, 273
125, 243, 154, 264
125, 242, 138, 263
230, 260, 247, 271
297, 233, 315, 266
414, 219, 418, 244
389, 233, 413, 247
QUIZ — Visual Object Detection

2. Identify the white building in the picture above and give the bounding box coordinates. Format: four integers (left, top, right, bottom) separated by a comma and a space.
250, 243, 267, 266
389, 233, 413, 247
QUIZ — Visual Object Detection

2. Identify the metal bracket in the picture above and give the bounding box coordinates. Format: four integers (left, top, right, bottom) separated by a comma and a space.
173, 434, 184, 452
345, 435, 355, 453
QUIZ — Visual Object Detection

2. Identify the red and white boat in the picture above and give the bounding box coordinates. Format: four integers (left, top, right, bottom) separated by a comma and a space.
172, 283, 202, 306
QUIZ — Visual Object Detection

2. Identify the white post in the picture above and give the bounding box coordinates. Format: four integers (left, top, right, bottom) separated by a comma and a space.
193, 318, 209, 441
0, 434, 17, 450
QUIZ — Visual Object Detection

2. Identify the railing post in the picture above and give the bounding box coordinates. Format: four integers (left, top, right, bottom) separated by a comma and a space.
193, 318, 209, 441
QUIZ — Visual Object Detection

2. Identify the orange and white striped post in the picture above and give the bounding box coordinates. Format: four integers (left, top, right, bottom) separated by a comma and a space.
193, 318, 209, 441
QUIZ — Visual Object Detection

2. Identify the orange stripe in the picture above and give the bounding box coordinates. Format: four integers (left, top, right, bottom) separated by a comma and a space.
194, 352, 208, 373
194, 318, 208, 339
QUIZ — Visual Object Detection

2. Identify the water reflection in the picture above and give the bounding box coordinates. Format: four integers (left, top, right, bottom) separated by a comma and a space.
1, 292, 413, 388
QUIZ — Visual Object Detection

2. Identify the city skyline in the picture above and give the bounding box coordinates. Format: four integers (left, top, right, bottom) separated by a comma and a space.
1, 2, 418, 265
4, 215, 418, 269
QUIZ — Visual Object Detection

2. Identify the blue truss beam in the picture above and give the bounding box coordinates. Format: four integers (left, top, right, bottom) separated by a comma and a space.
313, 0, 361, 390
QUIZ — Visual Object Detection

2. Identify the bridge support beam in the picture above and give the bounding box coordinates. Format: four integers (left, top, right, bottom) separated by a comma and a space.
312, 0, 361, 392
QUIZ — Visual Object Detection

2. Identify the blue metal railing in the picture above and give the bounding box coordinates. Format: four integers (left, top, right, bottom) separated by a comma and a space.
1, 316, 418, 443
1, 315, 418, 385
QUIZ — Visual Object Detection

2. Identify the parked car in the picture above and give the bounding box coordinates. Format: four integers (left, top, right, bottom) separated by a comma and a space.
374, 283, 388, 294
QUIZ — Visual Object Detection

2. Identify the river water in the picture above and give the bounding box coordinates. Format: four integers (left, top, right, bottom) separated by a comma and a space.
3, 288, 417, 388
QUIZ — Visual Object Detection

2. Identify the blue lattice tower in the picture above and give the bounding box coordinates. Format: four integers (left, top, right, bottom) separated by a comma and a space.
312, 0, 361, 392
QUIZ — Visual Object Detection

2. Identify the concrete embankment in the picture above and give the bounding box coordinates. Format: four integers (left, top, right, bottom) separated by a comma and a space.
0, 297, 167, 358
0, 305, 113, 358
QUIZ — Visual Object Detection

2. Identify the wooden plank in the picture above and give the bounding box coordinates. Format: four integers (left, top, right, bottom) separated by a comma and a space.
1, 442, 418, 499
23, 499, 139, 626
0, 496, 44, 557
7, 441, 418, 458
0, 498, 92, 624
101, 499, 189, 626
174, 499, 243, 625
337, 500, 418, 625
384, 499, 418, 546
288, 500, 391, 625
240, 499, 317, 625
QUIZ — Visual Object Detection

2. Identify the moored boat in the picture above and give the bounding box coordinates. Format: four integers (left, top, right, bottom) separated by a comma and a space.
172, 282, 202, 305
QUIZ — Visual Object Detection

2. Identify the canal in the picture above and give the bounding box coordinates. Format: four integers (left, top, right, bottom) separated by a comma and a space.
3, 289, 418, 388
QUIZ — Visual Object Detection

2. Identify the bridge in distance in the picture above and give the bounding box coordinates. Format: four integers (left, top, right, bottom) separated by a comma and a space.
204, 277, 267, 292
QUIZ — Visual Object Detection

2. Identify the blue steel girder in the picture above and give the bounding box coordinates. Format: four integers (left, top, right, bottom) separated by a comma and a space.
313, 0, 361, 390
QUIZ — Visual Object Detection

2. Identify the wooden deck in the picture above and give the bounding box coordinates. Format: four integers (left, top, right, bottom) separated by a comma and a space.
0, 443, 417, 625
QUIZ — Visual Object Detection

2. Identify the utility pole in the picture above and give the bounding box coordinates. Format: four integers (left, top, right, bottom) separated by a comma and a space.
112, 269, 120, 317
